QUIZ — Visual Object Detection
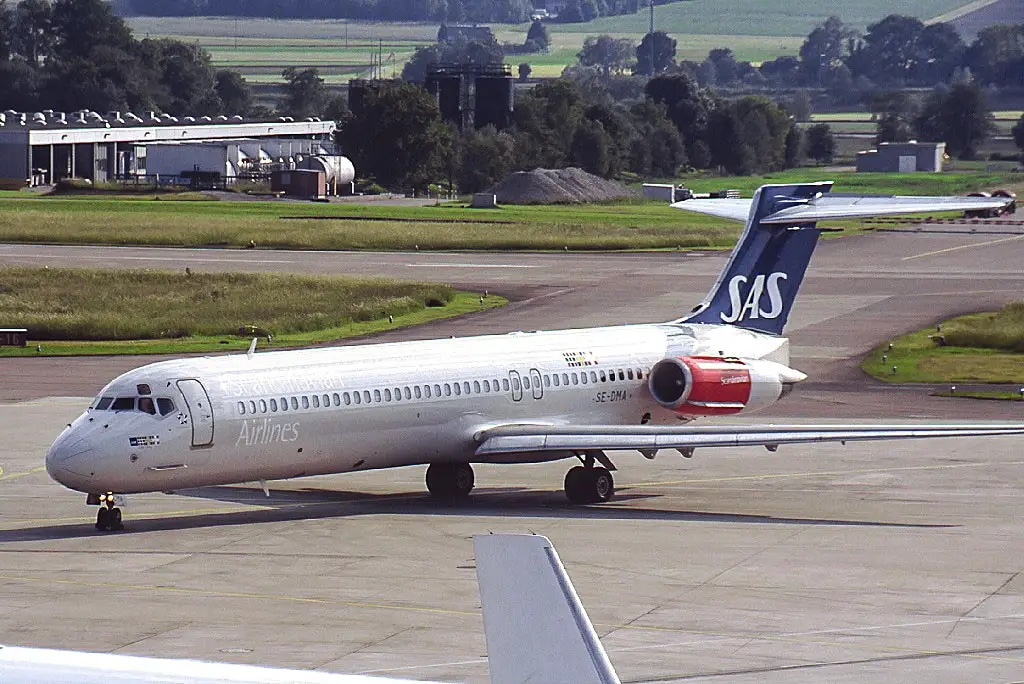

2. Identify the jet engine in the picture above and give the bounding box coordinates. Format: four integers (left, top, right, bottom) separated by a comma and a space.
647, 356, 804, 416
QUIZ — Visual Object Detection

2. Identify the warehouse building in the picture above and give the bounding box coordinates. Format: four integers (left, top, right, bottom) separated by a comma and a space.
855, 141, 946, 173
0, 110, 337, 188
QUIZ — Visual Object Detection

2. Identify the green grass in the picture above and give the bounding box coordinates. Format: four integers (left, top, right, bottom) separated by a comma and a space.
0, 170, 1018, 251
930, 389, 1024, 400
861, 305, 1024, 384
0, 267, 504, 356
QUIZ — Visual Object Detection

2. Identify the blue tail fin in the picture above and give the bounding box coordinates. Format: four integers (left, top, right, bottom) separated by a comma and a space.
681, 182, 833, 335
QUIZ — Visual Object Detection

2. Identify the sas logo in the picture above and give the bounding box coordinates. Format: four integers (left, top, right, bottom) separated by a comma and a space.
721, 272, 788, 323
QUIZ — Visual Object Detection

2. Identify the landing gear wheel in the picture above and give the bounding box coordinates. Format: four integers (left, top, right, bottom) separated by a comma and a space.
564, 466, 589, 504
95, 501, 124, 532
426, 463, 475, 499
564, 466, 614, 504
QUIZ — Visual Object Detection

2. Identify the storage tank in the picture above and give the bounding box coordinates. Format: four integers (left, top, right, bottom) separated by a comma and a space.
300, 155, 355, 194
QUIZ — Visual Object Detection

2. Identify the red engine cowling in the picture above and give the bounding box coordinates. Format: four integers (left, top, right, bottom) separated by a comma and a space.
647, 356, 787, 416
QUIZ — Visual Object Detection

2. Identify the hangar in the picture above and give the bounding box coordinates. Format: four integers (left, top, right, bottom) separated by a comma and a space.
0, 110, 336, 188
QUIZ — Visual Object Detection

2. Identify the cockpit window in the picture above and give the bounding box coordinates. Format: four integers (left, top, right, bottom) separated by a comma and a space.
157, 398, 175, 415
95, 396, 113, 411
111, 397, 135, 411
138, 397, 156, 415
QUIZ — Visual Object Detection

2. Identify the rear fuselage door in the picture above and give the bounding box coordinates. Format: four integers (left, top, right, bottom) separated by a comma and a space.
177, 379, 214, 447
529, 368, 543, 400
509, 371, 523, 402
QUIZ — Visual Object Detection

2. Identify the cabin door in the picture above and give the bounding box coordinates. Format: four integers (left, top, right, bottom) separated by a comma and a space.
177, 379, 215, 447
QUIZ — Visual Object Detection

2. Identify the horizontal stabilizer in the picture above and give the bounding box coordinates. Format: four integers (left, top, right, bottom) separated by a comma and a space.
475, 534, 620, 684
672, 193, 1012, 224
475, 423, 1024, 457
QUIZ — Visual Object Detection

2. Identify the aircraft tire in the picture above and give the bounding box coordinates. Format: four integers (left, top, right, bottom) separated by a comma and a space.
589, 467, 614, 503
564, 466, 589, 504
110, 507, 124, 531
95, 507, 110, 531
426, 463, 475, 499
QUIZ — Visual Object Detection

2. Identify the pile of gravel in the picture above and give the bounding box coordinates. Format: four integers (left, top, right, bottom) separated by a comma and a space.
487, 167, 635, 204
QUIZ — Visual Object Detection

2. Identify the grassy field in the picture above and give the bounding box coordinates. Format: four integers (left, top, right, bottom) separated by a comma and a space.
130, 1, 980, 86
0, 267, 504, 356
0, 170, 1019, 251
861, 303, 1024, 384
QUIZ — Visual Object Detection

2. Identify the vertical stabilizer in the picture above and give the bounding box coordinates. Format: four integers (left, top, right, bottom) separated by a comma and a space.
680, 182, 833, 335
474, 534, 620, 684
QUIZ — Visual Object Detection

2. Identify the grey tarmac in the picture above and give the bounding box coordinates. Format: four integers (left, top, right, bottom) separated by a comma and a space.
1, 216, 1023, 682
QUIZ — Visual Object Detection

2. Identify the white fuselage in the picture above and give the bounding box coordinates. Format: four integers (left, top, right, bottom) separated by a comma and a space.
45, 322, 790, 494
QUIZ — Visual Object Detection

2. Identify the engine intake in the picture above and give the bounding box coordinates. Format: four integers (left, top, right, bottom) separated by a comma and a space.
648, 356, 798, 416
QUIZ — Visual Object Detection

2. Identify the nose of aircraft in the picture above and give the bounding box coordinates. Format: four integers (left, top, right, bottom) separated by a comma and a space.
45, 429, 95, 492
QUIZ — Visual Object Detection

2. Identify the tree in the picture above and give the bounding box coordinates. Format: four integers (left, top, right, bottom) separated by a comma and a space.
798, 16, 855, 86
280, 66, 330, 118
634, 31, 676, 76
139, 38, 221, 115
570, 118, 612, 176
628, 99, 686, 177
12, 0, 52, 65
215, 69, 252, 115
518, 62, 531, 81
914, 82, 994, 159
1013, 114, 1024, 161
965, 24, 1024, 85
456, 125, 515, 193
402, 37, 504, 83
525, 19, 549, 52
870, 90, 916, 144
805, 123, 835, 164
337, 81, 453, 192
784, 125, 803, 168
577, 35, 634, 78
645, 72, 713, 167
50, 0, 134, 61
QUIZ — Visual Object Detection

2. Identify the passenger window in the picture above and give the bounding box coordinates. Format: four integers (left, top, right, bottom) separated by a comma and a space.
343, 392, 351, 406
323, 394, 330, 406
444, 384, 452, 396
542, 376, 549, 388
353, 392, 361, 405
618, 370, 625, 381
473, 380, 481, 393
414, 386, 422, 399
424, 385, 432, 398
600, 371, 607, 382
291, 397, 299, 410
312, 395, 320, 408
237, 401, 246, 415
394, 387, 402, 401
333, 393, 341, 406
301, 396, 309, 409
434, 384, 441, 397
454, 383, 461, 396
502, 378, 510, 391
374, 389, 382, 402
404, 387, 411, 400
363, 390, 371, 403
270, 398, 278, 412
157, 397, 175, 415
259, 399, 267, 413
627, 369, 634, 380
384, 388, 392, 401
248, 400, 257, 414
483, 379, 491, 392
590, 371, 598, 383
96, 396, 114, 411
581, 372, 588, 385
562, 373, 569, 385
553, 374, 560, 387
572, 373, 579, 385
281, 397, 288, 411
512, 376, 521, 391
112, 397, 135, 411
464, 381, 471, 394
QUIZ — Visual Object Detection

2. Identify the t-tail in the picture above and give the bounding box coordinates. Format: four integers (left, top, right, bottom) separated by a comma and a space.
672, 181, 1015, 336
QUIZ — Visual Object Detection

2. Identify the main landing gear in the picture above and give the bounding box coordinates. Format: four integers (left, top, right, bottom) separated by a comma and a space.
426, 462, 475, 499
564, 451, 615, 504
90, 492, 124, 532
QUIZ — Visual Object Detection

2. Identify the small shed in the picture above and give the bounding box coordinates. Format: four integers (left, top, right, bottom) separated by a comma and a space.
271, 168, 326, 199
856, 141, 946, 173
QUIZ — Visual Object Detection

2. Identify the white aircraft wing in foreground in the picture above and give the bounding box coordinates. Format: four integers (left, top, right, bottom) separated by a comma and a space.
0, 535, 615, 684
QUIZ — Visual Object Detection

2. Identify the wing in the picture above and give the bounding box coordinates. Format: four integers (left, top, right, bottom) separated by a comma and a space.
474, 534, 620, 684
474, 423, 1024, 458
672, 194, 1012, 224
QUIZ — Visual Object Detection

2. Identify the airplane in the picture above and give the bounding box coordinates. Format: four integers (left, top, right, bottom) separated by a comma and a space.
0, 534, 618, 684
43, 181, 1023, 531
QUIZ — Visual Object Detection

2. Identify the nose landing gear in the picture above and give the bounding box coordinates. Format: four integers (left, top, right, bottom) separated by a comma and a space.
92, 493, 124, 532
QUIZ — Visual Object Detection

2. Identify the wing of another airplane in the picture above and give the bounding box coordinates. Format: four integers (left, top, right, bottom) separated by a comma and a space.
474, 423, 1024, 458
474, 534, 620, 684
672, 193, 1012, 224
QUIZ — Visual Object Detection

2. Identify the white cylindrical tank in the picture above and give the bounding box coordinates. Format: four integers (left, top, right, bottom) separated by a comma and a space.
301, 155, 355, 186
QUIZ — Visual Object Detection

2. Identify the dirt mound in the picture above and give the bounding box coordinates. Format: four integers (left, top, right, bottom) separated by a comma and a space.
487, 167, 635, 204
